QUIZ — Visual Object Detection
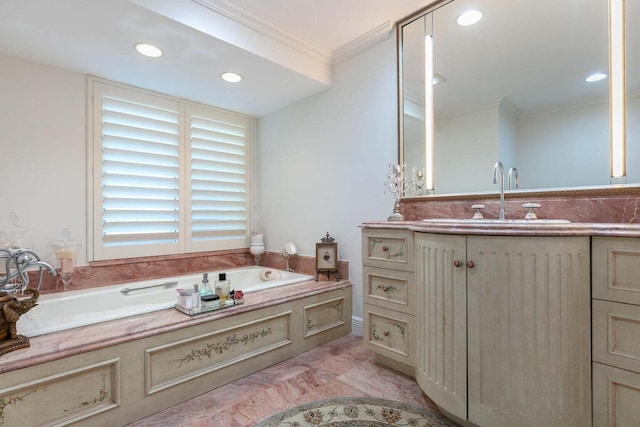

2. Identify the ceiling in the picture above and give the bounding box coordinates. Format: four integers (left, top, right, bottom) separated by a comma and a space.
402, 0, 614, 118
0, 0, 431, 117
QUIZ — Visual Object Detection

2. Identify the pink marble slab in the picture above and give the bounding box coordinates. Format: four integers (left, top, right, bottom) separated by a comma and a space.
0, 279, 352, 374
33, 250, 349, 295
401, 191, 640, 224
361, 219, 640, 237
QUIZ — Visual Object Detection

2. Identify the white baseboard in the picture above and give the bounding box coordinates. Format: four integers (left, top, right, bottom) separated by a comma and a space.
351, 316, 363, 336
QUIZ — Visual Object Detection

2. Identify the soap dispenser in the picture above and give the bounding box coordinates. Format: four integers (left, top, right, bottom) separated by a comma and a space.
200, 273, 213, 297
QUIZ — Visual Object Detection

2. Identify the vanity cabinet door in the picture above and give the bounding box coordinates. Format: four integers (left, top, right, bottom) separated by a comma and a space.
363, 266, 415, 314
466, 235, 591, 427
593, 362, 640, 427
362, 228, 414, 272
364, 305, 414, 366
593, 236, 640, 305
415, 233, 467, 420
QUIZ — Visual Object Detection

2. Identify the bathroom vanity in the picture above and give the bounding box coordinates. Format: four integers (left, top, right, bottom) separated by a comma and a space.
362, 221, 640, 427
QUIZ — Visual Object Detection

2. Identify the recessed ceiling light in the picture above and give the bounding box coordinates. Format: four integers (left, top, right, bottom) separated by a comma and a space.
221, 72, 242, 83
135, 43, 163, 58
457, 10, 483, 26
585, 73, 607, 82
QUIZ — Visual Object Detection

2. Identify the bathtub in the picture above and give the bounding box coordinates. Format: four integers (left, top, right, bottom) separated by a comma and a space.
17, 266, 313, 337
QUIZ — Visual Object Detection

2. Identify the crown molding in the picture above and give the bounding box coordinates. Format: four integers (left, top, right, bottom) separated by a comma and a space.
333, 20, 394, 64
403, 88, 424, 106
193, 0, 332, 65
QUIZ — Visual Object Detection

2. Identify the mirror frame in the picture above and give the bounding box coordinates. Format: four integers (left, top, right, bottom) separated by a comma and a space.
397, 0, 632, 200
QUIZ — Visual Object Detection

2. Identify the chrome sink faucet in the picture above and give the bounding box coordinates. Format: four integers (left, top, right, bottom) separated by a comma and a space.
508, 167, 519, 190
492, 161, 506, 220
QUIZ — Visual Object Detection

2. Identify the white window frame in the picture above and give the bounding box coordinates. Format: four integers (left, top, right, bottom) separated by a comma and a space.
87, 77, 253, 262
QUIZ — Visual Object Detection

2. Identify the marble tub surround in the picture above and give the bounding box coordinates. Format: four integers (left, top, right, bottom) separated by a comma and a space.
0, 278, 352, 373
31, 249, 349, 295
401, 190, 640, 223
33, 248, 252, 293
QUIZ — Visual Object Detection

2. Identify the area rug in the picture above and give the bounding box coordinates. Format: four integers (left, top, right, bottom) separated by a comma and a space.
255, 396, 458, 426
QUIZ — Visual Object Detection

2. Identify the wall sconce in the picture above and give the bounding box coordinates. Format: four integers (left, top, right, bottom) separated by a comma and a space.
610, 0, 626, 182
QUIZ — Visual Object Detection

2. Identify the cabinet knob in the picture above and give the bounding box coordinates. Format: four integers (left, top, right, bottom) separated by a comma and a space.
466, 260, 475, 268
453, 260, 462, 268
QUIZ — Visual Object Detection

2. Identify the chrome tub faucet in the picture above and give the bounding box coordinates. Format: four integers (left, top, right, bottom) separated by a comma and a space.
1, 249, 57, 294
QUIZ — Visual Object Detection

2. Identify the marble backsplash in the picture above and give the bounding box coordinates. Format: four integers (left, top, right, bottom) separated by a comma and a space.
401, 190, 640, 224
34, 249, 349, 294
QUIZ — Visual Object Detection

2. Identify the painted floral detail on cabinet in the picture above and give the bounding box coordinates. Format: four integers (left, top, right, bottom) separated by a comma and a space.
306, 301, 343, 331
64, 374, 109, 413
372, 321, 406, 342
371, 239, 405, 259
0, 387, 45, 425
375, 283, 399, 294
174, 328, 273, 367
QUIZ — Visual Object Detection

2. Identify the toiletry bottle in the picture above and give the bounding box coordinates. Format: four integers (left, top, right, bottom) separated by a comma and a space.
193, 284, 201, 310
215, 273, 231, 302
200, 273, 213, 297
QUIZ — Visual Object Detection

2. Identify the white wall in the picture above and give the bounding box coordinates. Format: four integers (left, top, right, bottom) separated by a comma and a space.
0, 40, 397, 325
625, 93, 639, 184
0, 53, 87, 264
498, 100, 518, 180
515, 101, 610, 188
435, 105, 500, 194
257, 35, 398, 320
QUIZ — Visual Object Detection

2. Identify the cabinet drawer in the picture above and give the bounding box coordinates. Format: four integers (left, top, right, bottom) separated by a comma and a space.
362, 229, 414, 271
593, 236, 640, 305
364, 304, 414, 366
363, 266, 414, 314
593, 362, 640, 427
593, 299, 640, 374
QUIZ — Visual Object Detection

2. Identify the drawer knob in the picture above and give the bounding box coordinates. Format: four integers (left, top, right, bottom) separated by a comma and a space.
453, 260, 462, 268
466, 260, 475, 268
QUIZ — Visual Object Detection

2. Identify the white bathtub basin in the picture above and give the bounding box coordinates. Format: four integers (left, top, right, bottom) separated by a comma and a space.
17, 266, 313, 337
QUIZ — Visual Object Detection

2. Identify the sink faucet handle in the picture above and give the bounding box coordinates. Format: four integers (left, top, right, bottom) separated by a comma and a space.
471, 204, 486, 219
522, 202, 541, 220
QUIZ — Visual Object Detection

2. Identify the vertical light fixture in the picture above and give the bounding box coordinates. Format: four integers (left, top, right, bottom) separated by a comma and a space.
424, 15, 435, 191
610, 0, 626, 180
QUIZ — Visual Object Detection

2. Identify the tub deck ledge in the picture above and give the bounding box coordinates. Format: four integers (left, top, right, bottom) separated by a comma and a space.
1, 278, 352, 374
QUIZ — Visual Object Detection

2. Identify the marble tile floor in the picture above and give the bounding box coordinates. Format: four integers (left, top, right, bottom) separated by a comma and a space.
126, 334, 440, 427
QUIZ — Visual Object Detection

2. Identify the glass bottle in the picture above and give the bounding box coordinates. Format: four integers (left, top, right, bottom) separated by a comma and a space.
200, 272, 213, 297
215, 273, 231, 303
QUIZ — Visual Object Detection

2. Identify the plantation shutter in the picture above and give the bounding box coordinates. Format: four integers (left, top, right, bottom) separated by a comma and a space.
94, 82, 182, 260
188, 106, 250, 251
89, 78, 252, 261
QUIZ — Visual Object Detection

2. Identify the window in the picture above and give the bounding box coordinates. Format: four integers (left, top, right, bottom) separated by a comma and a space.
88, 78, 252, 261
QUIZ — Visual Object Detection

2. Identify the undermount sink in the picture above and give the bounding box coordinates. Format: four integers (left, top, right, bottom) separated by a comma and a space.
421, 218, 571, 224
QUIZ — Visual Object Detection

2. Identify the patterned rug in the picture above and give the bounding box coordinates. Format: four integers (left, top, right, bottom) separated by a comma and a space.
255, 396, 459, 426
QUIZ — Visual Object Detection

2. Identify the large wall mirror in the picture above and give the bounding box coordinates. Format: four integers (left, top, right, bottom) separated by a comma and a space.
399, 0, 638, 196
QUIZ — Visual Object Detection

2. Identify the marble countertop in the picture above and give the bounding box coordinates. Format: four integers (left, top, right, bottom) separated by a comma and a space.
361, 220, 640, 237
0, 279, 352, 374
